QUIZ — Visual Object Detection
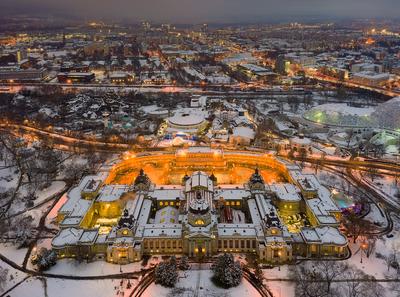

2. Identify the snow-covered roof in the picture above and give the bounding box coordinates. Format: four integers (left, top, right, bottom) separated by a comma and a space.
79, 229, 99, 244
301, 227, 347, 245
270, 183, 302, 202
154, 206, 179, 224
52, 228, 83, 248
97, 185, 128, 202
217, 224, 256, 237
214, 188, 250, 200
149, 187, 184, 201
168, 110, 206, 127
185, 171, 213, 192
232, 126, 255, 140
142, 224, 182, 237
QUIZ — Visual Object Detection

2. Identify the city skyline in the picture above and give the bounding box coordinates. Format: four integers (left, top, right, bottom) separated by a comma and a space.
1, 0, 400, 23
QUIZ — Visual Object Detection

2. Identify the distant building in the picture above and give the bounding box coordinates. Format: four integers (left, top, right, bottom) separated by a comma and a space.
351, 63, 383, 73
109, 72, 134, 84
275, 55, 291, 75
352, 71, 390, 87
57, 72, 95, 83
0, 66, 47, 82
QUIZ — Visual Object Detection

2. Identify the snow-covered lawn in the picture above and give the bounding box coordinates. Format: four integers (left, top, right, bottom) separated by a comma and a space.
0, 243, 27, 266
144, 269, 260, 297
364, 203, 388, 227
263, 266, 295, 297
362, 173, 399, 204
7, 276, 43, 297
0, 263, 27, 293
34, 181, 66, 205
0, 165, 19, 193
47, 278, 129, 297
46, 258, 145, 276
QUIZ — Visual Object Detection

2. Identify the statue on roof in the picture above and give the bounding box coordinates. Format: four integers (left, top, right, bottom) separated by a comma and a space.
133, 169, 151, 191
209, 172, 217, 185
249, 167, 265, 191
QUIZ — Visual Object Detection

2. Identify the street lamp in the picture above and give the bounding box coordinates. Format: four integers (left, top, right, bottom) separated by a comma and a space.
360, 241, 368, 264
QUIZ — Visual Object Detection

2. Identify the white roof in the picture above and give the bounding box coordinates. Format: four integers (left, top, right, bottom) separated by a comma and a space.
185, 171, 213, 192
214, 188, 250, 200
155, 206, 179, 224
97, 185, 128, 202
79, 229, 98, 244
217, 224, 256, 237
52, 228, 83, 247
149, 187, 184, 201
168, 111, 205, 127
232, 126, 255, 139
142, 224, 182, 237
301, 227, 347, 245
270, 183, 302, 202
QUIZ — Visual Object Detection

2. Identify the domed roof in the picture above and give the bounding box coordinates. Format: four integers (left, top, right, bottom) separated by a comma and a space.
168, 112, 205, 127
372, 97, 400, 130
250, 168, 264, 185
303, 97, 400, 130
303, 103, 375, 127
134, 169, 150, 186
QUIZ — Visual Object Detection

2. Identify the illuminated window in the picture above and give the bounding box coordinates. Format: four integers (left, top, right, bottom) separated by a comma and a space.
170, 202, 175, 206
161, 210, 166, 215
170, 218, 175, 223
171, 211, 175, 215
236, 201, 240, 206
195, 219, 204, 225
160, 202, 164, 206
122, 229, 128, 235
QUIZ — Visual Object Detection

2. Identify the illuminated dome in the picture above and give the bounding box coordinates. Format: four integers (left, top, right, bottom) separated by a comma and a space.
303, 103, 375, 127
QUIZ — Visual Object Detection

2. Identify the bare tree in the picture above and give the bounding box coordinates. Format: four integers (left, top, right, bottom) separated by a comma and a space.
342, 213, 374, 243
313, 261, 348, 293
290, 264, 332, 297
0, 266, 8, 293
342, 268, 385, 297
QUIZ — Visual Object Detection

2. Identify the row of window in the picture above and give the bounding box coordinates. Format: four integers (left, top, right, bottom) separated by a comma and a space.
224, 201, 241, 206
143, 239, 183, 249
217, 239, 257, 249
159, 201, 180, 207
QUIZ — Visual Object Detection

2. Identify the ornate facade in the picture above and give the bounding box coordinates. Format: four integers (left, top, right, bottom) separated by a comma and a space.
52, 148, 348, 264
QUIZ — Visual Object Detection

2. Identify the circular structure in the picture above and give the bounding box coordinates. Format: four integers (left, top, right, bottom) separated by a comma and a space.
165, 108, 209, 133
303, 97, 400, 131
168, 113, 205, 128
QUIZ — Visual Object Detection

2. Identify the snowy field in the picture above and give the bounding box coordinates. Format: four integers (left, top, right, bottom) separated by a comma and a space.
144, 269, 260, 297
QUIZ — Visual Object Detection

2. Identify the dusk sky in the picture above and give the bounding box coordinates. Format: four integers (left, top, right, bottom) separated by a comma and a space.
0, 0, 399, 23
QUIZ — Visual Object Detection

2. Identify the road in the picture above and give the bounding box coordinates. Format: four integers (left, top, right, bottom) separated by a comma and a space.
305, 72, 400, 97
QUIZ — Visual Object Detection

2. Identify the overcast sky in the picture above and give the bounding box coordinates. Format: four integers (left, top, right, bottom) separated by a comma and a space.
0, 0, 399, 23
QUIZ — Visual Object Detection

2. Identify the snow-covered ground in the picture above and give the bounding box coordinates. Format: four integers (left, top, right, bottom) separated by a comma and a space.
144, 269, 260, 297
0, 164, 19, 192
45, 259, 145, 276
0, 243, 28, 266
263, 266, 295, 297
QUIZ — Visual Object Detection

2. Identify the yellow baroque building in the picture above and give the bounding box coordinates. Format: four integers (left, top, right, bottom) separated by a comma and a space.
52, 147, 348, 264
